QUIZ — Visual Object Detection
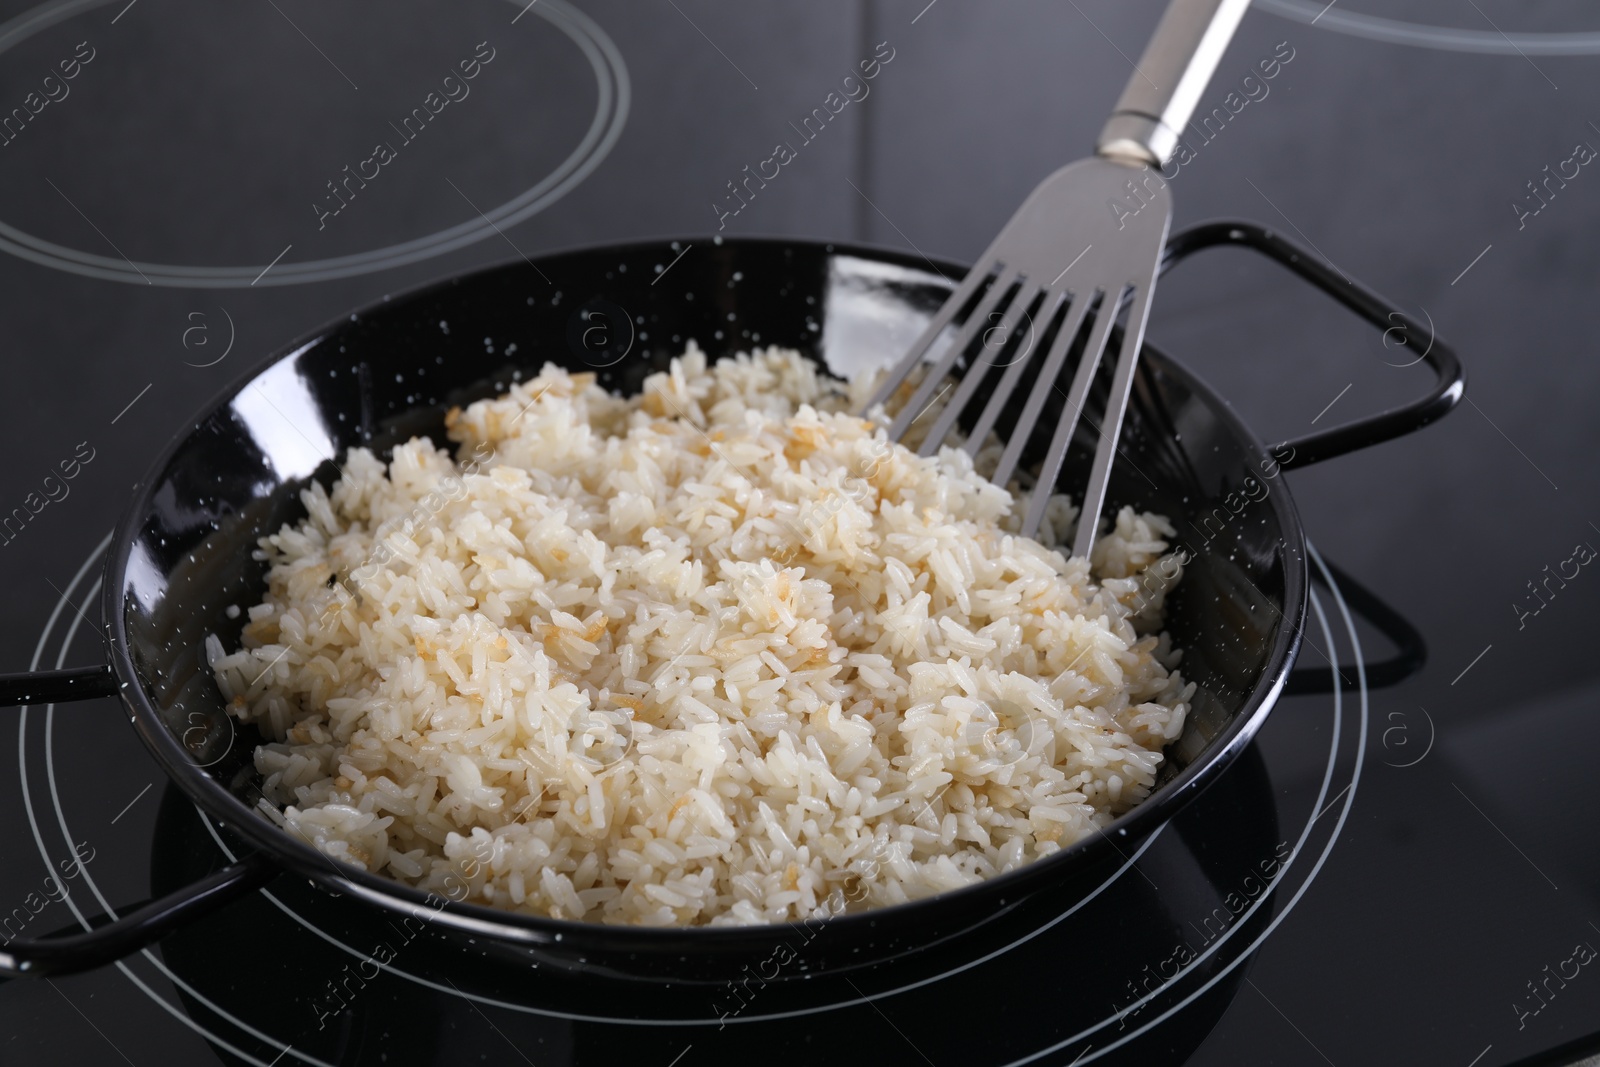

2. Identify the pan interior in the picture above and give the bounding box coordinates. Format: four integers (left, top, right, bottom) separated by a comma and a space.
114, 238, 1298, 920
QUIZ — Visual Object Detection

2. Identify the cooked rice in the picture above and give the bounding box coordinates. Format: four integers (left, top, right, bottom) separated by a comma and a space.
208, 344, 1192, 926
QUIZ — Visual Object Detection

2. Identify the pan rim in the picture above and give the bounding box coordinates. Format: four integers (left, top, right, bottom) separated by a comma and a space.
101, 234, 1306, 952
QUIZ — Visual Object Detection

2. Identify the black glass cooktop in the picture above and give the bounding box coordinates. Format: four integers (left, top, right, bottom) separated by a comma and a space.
4, 2, 1600, 1065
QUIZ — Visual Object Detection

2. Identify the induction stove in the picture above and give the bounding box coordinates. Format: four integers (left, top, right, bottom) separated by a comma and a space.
3, 2, 1599, 1065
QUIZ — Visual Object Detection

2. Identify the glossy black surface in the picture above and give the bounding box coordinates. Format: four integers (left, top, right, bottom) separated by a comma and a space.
96, 235, 1317, 980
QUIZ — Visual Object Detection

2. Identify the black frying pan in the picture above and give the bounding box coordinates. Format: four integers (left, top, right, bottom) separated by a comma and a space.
0, 222, 1460, 981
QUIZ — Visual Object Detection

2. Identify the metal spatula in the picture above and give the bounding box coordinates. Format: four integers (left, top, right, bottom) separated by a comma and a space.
864, 0, 1251, 559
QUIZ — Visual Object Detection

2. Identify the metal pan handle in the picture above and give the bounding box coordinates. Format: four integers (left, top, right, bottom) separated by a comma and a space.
0, 666, 278, 977
0, 853, 278, 979
1286, 556, 1426, 694
1159, 220, 1465, 469
0, 665, 120, 706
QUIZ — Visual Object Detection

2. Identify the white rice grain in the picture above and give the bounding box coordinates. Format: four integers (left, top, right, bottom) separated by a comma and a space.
212, 345, 1193, 926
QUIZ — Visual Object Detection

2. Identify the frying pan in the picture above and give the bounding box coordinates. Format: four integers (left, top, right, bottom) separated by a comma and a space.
0, 221, 1461, 980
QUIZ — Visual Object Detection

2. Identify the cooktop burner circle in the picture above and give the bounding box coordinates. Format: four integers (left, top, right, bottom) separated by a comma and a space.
15, 532, 1374, 1065
0, 0, 628, 287
1258, 0, 1600, 55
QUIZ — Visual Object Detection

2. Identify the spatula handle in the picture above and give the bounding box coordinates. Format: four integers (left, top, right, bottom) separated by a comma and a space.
1096, 0, 1253, 167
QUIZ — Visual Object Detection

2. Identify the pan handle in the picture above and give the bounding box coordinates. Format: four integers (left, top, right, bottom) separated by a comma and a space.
0, 665, 120, 706
0, 852, 278, 979
0, 668, 280, 979
1286, 556, 1426, 695
1159, 220, 1465, 470
0, 665, 276, 976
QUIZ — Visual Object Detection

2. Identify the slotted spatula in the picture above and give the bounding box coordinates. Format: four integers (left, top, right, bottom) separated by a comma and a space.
864, 0, 1252, 559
